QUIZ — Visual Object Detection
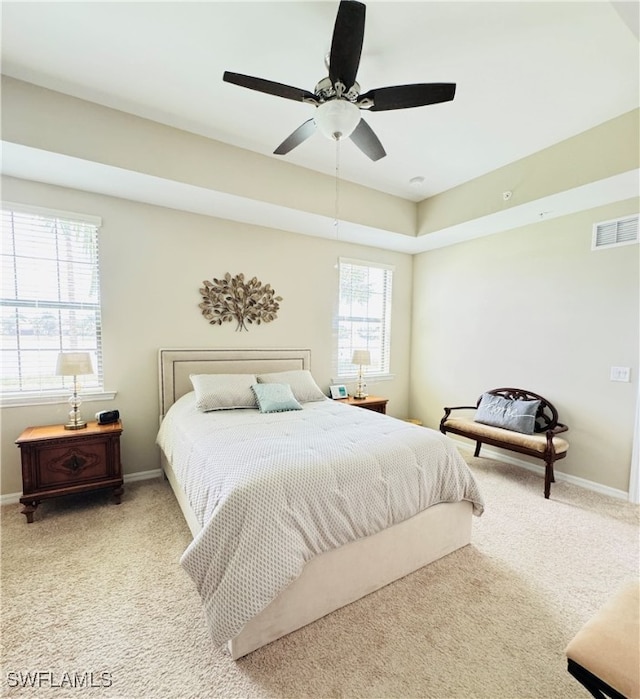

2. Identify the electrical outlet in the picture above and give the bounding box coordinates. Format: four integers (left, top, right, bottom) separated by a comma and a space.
610, 366, 631, 382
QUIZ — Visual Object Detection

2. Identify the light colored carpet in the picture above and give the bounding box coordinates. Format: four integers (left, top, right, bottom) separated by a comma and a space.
2, 454, 638, 699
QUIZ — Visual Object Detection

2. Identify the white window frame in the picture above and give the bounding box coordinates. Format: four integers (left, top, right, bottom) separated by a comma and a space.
335, 257, 393, 380
1, 202, 114, 407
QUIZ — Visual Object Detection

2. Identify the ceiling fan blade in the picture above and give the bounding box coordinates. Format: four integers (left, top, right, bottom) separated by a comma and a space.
359, 83, 456, 112
274, 119, 317, 155
349, 117, 386, 161
223, 71, 315, 103
329, 0, 366, 90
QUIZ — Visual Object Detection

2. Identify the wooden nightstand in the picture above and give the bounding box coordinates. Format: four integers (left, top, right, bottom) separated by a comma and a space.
337, 395, 388, 414
15, 421, 124, 523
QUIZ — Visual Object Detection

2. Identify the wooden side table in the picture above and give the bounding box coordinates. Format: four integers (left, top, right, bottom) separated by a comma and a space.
336, 395, 388, 414
15, 420, 124, 523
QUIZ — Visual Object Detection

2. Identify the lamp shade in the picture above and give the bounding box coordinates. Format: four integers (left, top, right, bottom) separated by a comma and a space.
351, 350, 371, 366
314, 100, 361, 141
56, 352, 94, 377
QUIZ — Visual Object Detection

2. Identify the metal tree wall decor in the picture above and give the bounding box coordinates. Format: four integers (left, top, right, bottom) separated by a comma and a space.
199, 272, 283, 332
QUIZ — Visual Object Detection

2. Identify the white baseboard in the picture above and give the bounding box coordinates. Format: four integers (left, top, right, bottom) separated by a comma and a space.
0, 468, 163, 506
123, 468, 163, 483
451, 438, 629, 501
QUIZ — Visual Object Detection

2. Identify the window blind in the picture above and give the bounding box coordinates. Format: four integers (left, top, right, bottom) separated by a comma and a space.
1, 204, 103, 395
337, 258, 393, 377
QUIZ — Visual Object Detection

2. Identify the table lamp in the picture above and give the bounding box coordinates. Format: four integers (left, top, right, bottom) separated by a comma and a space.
56, 352, 94, 430
351, 349, 371, 399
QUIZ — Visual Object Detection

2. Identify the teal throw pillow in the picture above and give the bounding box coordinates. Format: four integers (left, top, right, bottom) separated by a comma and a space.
251, 383, 303, 413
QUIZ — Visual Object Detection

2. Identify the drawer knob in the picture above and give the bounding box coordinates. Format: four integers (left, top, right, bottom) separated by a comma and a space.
66, 454, 86, 473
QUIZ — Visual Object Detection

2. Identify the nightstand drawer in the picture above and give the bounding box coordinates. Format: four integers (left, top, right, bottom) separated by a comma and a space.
34, 438, 111, 488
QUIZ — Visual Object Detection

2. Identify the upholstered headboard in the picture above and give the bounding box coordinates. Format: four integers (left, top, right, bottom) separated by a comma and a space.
158, 348, 311, 418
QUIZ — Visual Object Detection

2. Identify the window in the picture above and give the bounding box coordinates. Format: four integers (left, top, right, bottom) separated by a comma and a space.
1, 203, 103, 398
337, 258, 393, 377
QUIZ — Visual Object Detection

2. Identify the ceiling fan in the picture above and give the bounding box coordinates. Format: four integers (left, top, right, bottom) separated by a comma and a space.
223, 0, 455, 162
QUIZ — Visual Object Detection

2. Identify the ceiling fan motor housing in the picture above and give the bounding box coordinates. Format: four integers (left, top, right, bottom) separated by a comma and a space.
314, 77, 361, 103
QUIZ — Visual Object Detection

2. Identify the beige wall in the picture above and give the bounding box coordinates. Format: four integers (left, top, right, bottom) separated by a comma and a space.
0, 176, 414, 496
410, 198, 639, 492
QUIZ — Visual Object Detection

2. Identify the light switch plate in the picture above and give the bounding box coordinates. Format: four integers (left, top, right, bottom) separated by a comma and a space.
610, 366, 631, 382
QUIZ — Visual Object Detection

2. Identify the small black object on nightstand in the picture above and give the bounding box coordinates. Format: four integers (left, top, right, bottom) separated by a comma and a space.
96, 409, 120, 425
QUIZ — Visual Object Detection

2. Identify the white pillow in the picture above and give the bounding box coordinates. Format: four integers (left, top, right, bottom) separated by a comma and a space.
257, 369, 326, 403
189, 373, 257, 411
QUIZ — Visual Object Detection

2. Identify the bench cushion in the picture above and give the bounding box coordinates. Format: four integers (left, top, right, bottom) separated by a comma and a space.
565, 580, 640, 699
443, 416, 569, 455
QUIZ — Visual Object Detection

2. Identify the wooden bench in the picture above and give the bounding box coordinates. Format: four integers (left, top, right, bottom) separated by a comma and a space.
439, 388, 569, 498
565, 580, 639, 699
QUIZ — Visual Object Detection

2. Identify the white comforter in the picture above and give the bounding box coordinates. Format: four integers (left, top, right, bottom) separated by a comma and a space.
157, 394, 484, 646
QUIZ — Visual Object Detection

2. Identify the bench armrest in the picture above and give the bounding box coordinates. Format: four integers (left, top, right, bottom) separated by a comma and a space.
440, 405, 476, 433
442, 405, 477, 415
543, 422, 569, 456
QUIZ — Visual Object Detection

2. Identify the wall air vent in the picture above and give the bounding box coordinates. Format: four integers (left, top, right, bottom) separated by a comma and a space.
592, 215, 639, 250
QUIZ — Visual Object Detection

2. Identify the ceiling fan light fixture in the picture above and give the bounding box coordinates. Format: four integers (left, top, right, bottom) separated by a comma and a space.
314, 100, 361, 141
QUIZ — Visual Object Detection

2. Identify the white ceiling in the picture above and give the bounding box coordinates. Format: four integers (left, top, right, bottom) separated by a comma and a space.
2, 0, 638, 204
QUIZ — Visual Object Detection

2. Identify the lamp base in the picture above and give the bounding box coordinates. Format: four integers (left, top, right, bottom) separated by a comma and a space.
64, 420, 88, 430
354, 372, 368, 399
65, 386, 86, 430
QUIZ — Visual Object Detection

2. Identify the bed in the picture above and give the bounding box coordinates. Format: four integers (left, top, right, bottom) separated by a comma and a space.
157, 348, 484, 659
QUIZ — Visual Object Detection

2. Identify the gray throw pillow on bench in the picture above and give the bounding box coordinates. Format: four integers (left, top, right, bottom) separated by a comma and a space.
474, 393, 541, 434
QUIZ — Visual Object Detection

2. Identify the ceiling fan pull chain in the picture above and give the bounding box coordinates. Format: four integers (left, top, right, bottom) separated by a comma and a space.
334, 138, 341, 239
